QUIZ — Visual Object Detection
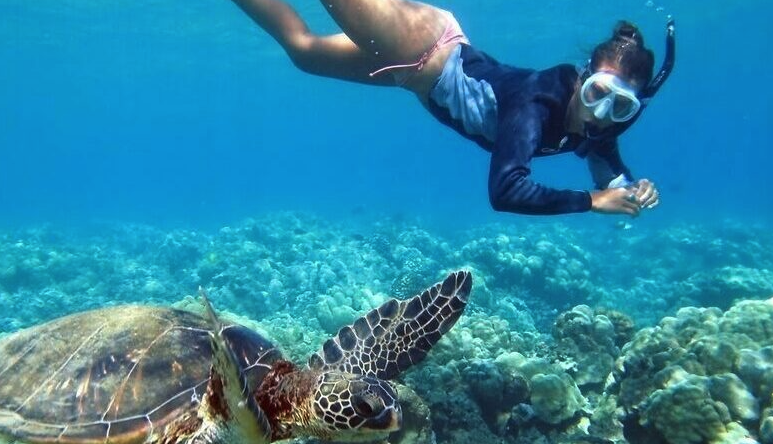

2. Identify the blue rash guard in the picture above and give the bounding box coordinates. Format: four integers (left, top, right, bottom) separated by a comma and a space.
426, 44, 634, 215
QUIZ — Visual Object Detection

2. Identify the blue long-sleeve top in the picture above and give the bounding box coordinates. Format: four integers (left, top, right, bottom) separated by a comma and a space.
426, 43, 634, 215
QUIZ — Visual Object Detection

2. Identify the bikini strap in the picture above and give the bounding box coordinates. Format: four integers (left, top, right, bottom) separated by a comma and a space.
369, 18, 467, 78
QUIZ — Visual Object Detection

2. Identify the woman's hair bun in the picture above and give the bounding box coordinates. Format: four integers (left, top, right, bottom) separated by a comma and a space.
590, 20, 655, 86
613, 21, 644, 46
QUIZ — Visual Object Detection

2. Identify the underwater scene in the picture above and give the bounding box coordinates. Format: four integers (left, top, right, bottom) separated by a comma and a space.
1, 1, 772, 444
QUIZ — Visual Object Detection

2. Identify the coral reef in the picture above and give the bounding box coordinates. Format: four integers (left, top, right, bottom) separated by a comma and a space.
609, 298, 773, 444
1, 213, 772, 444
552, 304, 629, 387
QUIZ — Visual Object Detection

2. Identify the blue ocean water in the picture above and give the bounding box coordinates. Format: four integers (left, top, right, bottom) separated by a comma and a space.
1, 0, 771, 229
2, 2, 773, 444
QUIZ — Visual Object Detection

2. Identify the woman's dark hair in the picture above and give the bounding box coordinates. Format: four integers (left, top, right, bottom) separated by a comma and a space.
590, 21, 655, 87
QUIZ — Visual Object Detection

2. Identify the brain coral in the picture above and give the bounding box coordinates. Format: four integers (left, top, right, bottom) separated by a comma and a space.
611, 298, 773, 444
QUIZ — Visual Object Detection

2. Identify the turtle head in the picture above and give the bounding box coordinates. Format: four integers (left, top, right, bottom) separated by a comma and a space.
307, 372, 401, 441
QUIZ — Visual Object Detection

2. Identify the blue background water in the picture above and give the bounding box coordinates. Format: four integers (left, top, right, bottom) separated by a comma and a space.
2, 5, 773, 442
0, 0, 771, 229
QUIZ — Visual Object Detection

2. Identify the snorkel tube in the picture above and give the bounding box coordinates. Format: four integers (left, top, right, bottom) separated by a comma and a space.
640, 18, 675, 103
585, 18, 676, 140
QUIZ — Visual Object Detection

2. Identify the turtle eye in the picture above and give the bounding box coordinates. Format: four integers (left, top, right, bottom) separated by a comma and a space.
351, 395, 381, 418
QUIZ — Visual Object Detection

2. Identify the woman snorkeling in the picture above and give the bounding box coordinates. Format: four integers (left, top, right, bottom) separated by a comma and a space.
229, 0, 675, 216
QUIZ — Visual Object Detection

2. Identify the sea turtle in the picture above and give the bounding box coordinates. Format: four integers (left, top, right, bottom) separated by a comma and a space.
0, 270, 471, 444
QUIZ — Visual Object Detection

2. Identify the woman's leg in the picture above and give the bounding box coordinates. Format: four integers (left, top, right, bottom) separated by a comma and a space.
320, 0, 449, 66
231, 0, 394, 85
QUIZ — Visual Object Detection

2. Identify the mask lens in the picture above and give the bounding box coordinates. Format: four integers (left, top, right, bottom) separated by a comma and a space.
583, 80, 610, 104
612, 95, 636, 118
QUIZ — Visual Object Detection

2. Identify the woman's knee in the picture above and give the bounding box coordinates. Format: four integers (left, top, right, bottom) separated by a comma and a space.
283, 35, 319, 73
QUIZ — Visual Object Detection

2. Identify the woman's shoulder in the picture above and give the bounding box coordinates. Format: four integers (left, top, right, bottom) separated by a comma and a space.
460, 44, 577, 76
492, 63, 579, 134
528, 63, 580, 107
536, 63, 580, 87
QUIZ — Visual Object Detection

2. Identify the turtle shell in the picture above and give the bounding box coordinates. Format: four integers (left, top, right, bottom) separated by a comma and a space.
0, 306, 281, 444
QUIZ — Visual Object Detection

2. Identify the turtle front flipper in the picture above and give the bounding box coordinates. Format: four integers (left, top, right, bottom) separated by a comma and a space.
199, 289, 272, 443
308, 270, 472, 380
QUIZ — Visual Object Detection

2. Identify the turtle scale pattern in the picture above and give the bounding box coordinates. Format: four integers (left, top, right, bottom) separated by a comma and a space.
0, 306, 279, 444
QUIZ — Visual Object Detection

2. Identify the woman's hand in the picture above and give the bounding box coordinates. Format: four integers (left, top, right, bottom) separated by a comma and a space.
590, 187, 641, 217
633, 178, 660, 209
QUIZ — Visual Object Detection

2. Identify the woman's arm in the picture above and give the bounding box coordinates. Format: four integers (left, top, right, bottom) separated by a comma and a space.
586, 139, 634, 189
586, 140, 659, 209
488, 108, 593, 215
489, 108, 641, 216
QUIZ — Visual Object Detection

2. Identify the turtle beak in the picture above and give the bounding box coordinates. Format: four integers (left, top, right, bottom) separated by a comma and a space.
366, 405, 402, 432
390, 406, 403, 431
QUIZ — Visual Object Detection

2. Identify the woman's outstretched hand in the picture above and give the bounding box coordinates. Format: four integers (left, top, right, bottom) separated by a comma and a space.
633, 178, 660, 209
590, 179, 660, 216
591, 187, 642, 217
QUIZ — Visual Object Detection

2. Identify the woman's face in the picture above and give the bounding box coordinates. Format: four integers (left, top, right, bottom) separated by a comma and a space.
574, 63, 643, 130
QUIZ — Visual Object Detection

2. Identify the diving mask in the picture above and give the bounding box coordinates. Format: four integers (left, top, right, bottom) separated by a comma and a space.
580, 72, 641, 122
